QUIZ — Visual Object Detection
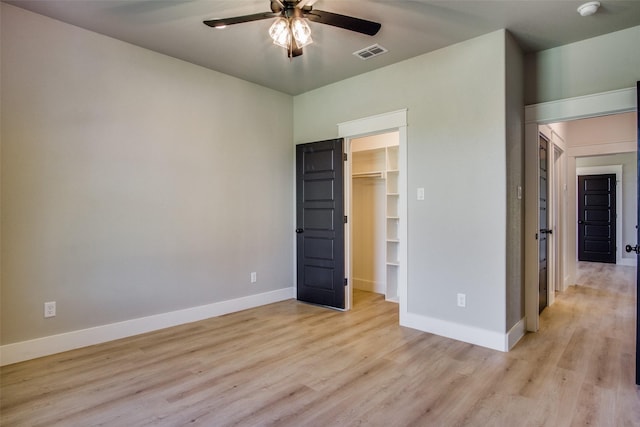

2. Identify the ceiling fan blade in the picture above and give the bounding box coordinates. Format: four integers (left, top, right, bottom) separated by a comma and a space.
304, 10, 381, 36
289, 46, 303, 58
203, 12, 278, 28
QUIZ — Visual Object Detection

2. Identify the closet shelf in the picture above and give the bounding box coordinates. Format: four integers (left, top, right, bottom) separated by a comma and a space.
387, 193, 399, 196
351, 146, 385, 154
352, 171, 384, 179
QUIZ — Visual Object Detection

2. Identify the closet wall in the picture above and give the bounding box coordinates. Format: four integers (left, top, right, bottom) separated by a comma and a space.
351, 132, 400, 301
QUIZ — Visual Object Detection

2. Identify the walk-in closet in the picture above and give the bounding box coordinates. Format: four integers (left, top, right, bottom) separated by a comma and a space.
350, 131, 400, 302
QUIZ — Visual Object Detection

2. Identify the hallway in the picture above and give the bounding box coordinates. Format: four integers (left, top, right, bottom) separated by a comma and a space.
512, 261, 639, 425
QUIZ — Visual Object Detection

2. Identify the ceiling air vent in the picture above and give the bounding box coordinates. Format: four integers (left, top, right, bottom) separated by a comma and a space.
353, 44, 388, 60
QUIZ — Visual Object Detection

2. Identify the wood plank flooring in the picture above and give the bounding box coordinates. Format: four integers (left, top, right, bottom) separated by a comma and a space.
2, 262, 640, 426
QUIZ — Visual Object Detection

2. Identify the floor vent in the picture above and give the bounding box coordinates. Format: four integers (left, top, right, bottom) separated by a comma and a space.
353, 44, 388, 60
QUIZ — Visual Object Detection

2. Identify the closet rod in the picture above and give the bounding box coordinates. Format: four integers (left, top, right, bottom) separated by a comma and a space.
352, 171, 384, 179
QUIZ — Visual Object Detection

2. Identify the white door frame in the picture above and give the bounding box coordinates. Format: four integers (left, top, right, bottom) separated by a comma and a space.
551, 144, 566, 296
338, 110, 407, 312
524, 87, 636, 332
544, 139, 564, 308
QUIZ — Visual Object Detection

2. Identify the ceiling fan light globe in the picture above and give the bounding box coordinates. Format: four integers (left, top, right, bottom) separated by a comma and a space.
291, 17, 313, 48
294, 35, 312, 49
273, 31, 291, 49
269, 17, 290, 47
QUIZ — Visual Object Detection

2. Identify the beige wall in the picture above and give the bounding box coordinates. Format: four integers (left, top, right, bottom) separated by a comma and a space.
1, 4, 294, 345
525, 25, 640, 104
294, 30, 520, 336
351, 176, 385, 293
565, 112, 637, 152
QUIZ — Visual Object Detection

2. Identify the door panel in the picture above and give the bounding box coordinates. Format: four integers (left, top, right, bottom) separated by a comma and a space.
578, 174, 616, 263
636, 82, 640, 385
296, 138, 345, 309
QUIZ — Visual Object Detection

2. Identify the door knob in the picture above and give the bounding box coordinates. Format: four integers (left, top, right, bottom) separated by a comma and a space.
625, 244, 640, 254
296, 228, 304, 234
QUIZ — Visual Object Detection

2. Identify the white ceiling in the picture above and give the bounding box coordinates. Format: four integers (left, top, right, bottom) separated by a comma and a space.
6, 0, 640, 95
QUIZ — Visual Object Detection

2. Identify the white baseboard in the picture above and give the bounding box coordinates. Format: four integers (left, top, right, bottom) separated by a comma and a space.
353, 277, 384, 294
401, 311, 510, 352
619, 258, 637, 267
0, 287, 295, 366
507, 317, 526, 350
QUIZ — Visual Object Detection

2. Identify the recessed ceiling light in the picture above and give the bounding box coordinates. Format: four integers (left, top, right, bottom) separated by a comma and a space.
577, 1, 600, 17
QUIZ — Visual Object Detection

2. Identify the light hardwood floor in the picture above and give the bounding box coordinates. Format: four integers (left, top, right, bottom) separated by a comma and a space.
2, 262, 640, 426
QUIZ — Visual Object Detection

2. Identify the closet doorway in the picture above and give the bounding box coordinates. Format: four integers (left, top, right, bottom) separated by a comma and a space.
349, 132, 400, 306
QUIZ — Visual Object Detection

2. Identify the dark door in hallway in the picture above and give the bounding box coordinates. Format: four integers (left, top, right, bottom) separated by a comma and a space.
539, 134, 550, 313
577, 174, 617, 263
636, 82, 640, 385
296, 138, 345, 309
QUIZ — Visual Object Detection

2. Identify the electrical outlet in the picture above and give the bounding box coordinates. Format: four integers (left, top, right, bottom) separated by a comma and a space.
457, 293, 466, 308
44, 301, 56, 318
250, 272, 257, 283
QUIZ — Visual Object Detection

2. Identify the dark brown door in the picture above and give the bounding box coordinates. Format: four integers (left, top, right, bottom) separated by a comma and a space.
539, 134, 549, 313
577, 174, 617, 263
636, 82, 640, 385
296, 138, 345, 309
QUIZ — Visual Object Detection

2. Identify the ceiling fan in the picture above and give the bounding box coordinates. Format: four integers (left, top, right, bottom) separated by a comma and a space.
203, 0, 381, 58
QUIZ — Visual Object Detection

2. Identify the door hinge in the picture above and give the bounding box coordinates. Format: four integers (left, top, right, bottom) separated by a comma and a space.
344, 215, 348, 224
343, 153, 347, 161
344, 278, 348, 287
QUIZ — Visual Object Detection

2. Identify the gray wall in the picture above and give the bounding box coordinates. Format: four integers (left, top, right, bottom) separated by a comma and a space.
1, 4, 294, 344
505, 32, 525, 330
294, 30, 516, 334
525, 25, 640, 104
